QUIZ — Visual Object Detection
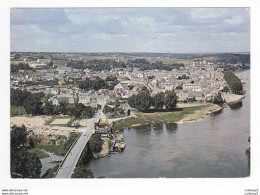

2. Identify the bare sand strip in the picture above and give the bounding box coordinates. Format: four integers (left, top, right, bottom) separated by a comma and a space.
177, 104, 223, 124
222, 93, 245, 104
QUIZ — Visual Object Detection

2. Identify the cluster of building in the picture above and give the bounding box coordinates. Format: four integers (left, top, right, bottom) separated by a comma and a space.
11, 58, 228, 107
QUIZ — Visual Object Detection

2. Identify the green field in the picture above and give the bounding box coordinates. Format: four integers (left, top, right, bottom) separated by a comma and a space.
11, 106, 26, 116
44, 115, 75, 127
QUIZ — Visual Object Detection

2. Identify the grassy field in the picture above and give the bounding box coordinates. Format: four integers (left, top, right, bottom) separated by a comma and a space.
11, 106, 26, 116
111, 105, 208, 131
28, 148, 49, 159
44, 115, 75, 127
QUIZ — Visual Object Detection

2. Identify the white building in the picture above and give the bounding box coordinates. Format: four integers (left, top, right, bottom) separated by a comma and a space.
183, 83, 202, 92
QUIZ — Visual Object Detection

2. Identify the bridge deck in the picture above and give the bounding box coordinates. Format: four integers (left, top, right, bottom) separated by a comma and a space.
55, 111, 101, 178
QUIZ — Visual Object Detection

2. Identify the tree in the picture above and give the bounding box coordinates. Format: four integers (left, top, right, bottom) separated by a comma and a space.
11, 125, 42, 178
88, 133, 104, 153
134, 90, 151, 112
52, 105, 60, 115
43, 100, 54, 115
165, 90, 177, 111
11, 88, 31, 106
224, 71, 243, 94
11, 125, 27, 149
221, 86, 230, 93
128, 94, 136, 108
47, 60, 53, 68
59, 99, 69, 115
28, 137, 35, 148
24, 94, 43, 115
153, 92, 165, 111
71, 166, 94, 178
73, 103, 86, 118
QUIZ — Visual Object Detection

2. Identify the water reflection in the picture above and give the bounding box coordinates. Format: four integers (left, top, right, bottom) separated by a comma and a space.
152, 123, 164, 134
165, 123, 178, 134
88, 70, 250, 178
229, 102, 243, 110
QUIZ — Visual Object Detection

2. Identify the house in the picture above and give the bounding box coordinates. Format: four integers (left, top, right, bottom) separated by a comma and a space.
114, 83, 128, 93
95, 121, 111, 134
49, 94, 74, 105
78, 93, 91, 105
183, 83, 202, 92
56, 66, 72, 74
29, 63, 47, 69
45, 88, 60, 95
37, 58, 52, 63
193, 92, 204, 101
176, 91, 189, 102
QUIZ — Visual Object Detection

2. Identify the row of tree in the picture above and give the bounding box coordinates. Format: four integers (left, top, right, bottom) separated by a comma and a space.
79, 76, 118, 91
11, 63, 35, 73
66, 58, 183, 72
44, 100, 96, 118
11, 88, 96, 117
224, 71, 243, 94
104, 105, 125, 117
66, 59, 126, 71
128, 88, 177, 112
11, 89, 45, 115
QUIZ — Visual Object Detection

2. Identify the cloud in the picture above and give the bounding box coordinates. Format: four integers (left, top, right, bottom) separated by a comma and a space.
10, 8, 250, 52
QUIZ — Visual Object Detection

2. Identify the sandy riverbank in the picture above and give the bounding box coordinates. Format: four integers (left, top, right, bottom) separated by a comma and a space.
177, 104, 223, 124
111, 103, 223, 130
222, 93, 245, 105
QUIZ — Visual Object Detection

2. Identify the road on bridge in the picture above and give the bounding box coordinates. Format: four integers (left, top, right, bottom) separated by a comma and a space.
55, 109, 101, 178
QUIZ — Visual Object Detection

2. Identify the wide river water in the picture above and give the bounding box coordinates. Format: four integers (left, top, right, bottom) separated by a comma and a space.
87, 70, 250, 178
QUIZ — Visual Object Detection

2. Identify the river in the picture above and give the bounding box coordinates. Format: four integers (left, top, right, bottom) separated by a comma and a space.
87, 70, 250, 178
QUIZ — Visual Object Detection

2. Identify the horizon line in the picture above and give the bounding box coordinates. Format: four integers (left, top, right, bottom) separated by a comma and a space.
10, 51, 250, 54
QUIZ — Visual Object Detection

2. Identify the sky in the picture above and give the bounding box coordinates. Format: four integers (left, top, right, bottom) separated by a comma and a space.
10, 8, 250, 53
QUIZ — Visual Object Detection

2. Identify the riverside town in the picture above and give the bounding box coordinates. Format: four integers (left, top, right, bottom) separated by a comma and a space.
10, 8, 250, 178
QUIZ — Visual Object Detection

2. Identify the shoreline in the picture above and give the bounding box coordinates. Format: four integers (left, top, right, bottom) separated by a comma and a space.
110, 103, 224, 131
176, 104, 223, 124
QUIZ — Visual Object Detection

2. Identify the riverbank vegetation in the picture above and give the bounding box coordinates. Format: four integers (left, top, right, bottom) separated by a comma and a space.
71, 166, 94, 178
111, 104, 219, 131
88, 133, 104, 154
36, 132, 79, 156
28, 148, 49, 159
224, 71, 243, 94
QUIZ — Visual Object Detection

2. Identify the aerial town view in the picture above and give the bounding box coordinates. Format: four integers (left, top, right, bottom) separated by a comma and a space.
10, 8, 250, 178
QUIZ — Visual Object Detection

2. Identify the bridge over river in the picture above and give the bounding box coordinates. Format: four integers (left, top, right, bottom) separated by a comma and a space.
55, 108, 102, 178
